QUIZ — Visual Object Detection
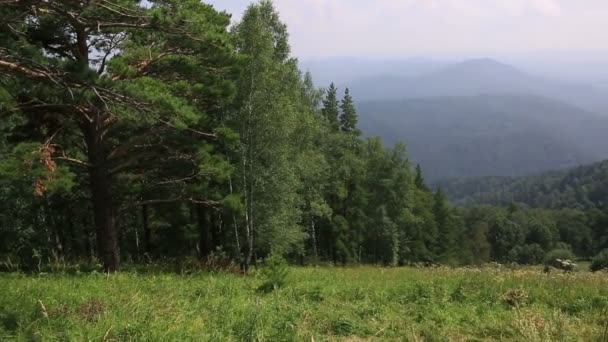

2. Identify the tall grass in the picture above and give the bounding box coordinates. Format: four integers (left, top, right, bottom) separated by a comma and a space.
1, 266, 608, 341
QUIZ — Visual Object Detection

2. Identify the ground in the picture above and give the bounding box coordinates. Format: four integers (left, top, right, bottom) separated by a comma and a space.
1, 266, 608, 341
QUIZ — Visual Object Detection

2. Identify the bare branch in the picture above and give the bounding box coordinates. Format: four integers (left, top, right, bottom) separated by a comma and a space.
121, 197, 220, 212
159, 119, 218, 140
0, 59, 50, 79
55, 155, 91, 167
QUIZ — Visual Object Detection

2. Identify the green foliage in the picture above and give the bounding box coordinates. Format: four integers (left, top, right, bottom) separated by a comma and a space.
258, 254, 290, 292
339, 88, 360, 135
440, 160, 608, 209
508, 244, 545, 265
322, 83, 340, 128
1, 0, 602, 273
591, 250, 608, 272
544, 249, 575, 264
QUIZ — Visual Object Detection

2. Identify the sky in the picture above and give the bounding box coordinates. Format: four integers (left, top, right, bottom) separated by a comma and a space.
205, 0, 608, 60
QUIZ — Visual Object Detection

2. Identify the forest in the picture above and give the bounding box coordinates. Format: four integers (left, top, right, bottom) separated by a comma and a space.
5, 1, 608, 340
2, 0, 608, 274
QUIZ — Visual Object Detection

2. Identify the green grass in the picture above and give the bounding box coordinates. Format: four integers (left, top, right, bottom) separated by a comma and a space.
2, 266, 608, 341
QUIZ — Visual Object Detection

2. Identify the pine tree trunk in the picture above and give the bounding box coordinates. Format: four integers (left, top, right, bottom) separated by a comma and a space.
142, 204, 151, 255
197, 204, 213, 259
84, 121, 120, 272
65, 209, 77, 258
88, 166, 120, 272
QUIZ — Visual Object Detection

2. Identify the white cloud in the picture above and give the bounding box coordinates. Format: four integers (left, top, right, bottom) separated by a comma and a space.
533, 0, 562, 17
206, 0, 608, 58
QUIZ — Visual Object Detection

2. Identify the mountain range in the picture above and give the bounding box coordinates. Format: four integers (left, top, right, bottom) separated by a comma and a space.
357, 94, 608, 181
348, 58, 608, 114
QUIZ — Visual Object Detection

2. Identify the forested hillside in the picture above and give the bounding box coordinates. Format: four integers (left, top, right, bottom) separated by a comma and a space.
357, 95, 608, 181
439, 160, 608, 209
0, 0, 469, 271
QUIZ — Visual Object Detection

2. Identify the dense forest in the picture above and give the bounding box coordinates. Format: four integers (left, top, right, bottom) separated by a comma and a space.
1, 0, 608, 273
357, 94, 608, 181
439, 160, 608, 209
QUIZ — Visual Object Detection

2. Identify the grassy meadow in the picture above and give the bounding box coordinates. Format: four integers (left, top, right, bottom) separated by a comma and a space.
2, 266, 608, 341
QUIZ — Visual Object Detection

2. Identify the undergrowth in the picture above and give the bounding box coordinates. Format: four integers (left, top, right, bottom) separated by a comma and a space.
1, 266, 608, 341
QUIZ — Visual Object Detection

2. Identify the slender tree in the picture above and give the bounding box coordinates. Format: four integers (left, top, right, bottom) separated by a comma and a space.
322, 83, 340, 129
232, 0, 308, 262
339, 88, 361, 136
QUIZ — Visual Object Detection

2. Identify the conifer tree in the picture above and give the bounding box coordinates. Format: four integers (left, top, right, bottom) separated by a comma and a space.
0, 0, 234, 271
414, 164, 429, 191
322, 83, 340, 129
433, 189, 455, 261
339, 88, 361, 135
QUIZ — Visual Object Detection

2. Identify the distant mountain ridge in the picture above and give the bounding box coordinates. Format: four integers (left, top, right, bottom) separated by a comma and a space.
348, 58, 608, 114
436, 159, 608, 209
357, 94, 608, 181
300, 57, 447, 87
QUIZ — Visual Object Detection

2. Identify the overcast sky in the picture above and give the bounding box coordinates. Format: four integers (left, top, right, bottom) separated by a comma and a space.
204, 0, 608, 60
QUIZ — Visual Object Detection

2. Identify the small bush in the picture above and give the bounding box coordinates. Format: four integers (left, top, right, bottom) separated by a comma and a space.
544, 249, 575, 264
501, 288, 529, 307
258, 253, 289, 292
590, 250, 608, 272
508, 244, 545, 265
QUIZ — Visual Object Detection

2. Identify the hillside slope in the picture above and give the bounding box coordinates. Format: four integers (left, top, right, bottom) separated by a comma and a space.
357, 95, 608, 181
436, 160, 608, 209
349, 59, 608, 113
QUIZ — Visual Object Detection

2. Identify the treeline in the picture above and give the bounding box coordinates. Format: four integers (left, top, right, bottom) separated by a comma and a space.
436, 157, 608, 266
0, 0, 466, 271
460, 204, 608, 264
438, 160, 608, 209
2, 1, 607, 273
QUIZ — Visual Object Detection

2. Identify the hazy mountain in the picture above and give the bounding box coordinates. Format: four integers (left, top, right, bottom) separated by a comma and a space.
357, 94, 608, 181
436, 159, 608, 209
300, 57, 447, 88
348, 58, 608, 114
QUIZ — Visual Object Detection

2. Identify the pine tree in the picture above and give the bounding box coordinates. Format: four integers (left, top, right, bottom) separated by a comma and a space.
414, 164, 429, 191
322, 83, 340, 129
339, 88, 361, 135
0, 0, 234, 271
433, 189, 455, 261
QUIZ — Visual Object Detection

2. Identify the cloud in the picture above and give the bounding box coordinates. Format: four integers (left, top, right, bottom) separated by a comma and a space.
206, 0, 608, 58
533, 0, 562, 17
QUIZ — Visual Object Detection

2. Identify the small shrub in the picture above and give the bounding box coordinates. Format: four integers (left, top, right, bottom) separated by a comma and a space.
301, 285, 324, 302
508, 244, 545, 265
544, 249, 575, 264
0, 311, 19, 332
76, 300, 107, 322
501, 288, 529, 307
258, 253, 289, 292
591, 250, 608, 272
330, 318, 356, 336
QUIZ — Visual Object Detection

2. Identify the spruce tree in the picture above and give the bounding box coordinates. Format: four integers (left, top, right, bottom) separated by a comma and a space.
433, 189, 455, 261
414, 164, 429, 191
322, 83, 340, 129
339, 88, 361, 135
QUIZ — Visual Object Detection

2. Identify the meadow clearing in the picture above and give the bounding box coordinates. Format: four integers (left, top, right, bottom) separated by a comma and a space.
2, 266, 608, 341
